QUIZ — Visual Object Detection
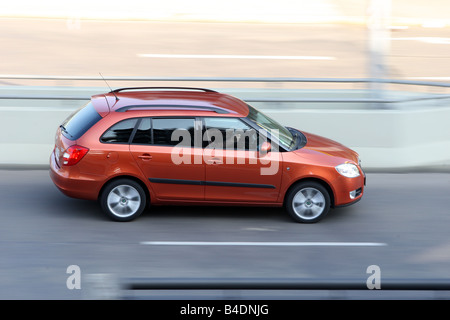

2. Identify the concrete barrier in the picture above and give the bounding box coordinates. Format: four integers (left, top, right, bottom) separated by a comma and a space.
1, 86, 449, 171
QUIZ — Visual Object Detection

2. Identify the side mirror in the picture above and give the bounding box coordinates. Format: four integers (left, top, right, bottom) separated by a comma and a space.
259, 141, 271, 156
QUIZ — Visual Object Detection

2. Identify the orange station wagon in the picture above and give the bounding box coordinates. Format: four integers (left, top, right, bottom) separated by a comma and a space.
50, 87, 365, 223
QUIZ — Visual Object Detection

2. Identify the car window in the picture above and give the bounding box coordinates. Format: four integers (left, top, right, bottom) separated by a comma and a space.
61, 102, 102, 140
153, 118, 196, 147
204, 117, 258, 151
132, 118, 152, 144
246, 105, 295, 151
100, 118, 138, 143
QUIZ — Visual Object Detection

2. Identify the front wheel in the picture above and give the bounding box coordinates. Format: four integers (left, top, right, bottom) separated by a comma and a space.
100, 179, 147, 222
285, 181, 331, 223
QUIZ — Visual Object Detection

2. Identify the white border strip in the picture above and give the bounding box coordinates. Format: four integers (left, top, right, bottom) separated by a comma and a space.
140, 241, 387, 247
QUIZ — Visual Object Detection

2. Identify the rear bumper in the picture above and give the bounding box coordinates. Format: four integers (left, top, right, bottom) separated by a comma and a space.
49, 151, 102, 201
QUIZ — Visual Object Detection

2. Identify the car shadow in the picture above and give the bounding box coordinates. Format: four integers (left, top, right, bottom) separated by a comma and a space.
141, 205, 291, 223
47, 186, 360, 224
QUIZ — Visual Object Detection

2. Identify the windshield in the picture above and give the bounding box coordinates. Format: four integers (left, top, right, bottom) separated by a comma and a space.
246, 105, 296, 150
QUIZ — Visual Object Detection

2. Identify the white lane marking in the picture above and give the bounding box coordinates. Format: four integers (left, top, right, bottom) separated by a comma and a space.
389, 26, 409, 30
422, 21, 447, 28
140, 241, 387, 247
242, 227, 277, 232
407, 77, 450, 81
137, 53, 336, 60
391, 37, 450, 44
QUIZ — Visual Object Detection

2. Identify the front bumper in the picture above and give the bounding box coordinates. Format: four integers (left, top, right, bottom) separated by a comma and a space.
332, 166, 365, 207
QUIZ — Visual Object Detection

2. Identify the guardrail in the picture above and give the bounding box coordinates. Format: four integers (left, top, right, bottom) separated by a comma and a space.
1, 75, 449, 169
0, 75, 450, 88
0, 76, 449, 105
1, 94, 450, 104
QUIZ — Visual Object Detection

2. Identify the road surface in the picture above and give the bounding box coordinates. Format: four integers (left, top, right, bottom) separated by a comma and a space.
0, 170, 449, 299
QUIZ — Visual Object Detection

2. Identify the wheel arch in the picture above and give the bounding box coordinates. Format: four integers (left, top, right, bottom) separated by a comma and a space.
98, 175, 150, 206
283, 177, 336, 208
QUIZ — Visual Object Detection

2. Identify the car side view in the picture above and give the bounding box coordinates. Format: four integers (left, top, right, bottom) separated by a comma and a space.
50, 87, 365, 223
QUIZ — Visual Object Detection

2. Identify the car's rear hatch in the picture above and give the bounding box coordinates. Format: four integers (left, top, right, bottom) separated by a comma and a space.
54, 96, 108, 167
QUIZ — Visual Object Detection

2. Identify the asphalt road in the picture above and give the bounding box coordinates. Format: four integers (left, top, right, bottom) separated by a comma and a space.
0, 170, 450, 299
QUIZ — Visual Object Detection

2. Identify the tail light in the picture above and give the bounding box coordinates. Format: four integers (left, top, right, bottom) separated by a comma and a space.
61, 145, 89, 166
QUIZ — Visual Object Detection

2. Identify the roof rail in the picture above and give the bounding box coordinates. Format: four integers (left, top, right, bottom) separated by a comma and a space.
111, 87, 217, 93
115, 104, 231, 114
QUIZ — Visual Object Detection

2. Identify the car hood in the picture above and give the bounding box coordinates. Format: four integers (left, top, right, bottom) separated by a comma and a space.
296, 131, 359, 163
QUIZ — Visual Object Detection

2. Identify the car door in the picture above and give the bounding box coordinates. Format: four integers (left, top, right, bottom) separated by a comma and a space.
130, 117, 205, 201
203, 117, 282, 203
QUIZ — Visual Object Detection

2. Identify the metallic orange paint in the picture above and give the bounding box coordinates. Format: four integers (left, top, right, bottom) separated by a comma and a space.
50, 89, 365, 217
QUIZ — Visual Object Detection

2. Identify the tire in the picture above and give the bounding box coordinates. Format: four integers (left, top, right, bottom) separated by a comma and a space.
285, 181, 331, 223
100, 179, 147, 222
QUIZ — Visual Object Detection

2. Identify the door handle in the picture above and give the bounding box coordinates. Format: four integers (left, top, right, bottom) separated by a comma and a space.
138, 153, 153, 160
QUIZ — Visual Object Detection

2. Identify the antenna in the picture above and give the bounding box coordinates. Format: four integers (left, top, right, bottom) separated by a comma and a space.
99, 72, 119, 101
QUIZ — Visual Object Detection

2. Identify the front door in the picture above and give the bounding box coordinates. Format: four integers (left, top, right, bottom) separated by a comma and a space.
202, 117, 282, 203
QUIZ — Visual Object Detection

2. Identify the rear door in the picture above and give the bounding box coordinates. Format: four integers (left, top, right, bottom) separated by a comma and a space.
130, 117, 205, 201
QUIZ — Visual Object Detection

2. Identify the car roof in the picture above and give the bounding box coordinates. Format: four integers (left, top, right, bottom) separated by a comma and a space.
91, 88, 250, 118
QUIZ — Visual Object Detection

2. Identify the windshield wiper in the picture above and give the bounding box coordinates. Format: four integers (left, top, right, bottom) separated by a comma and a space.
59, 125, 74, 139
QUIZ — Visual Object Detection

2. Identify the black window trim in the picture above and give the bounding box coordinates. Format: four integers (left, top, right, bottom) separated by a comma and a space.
129, 117, 152, 145
129, 118, 142, 144
98, 115, 290, 151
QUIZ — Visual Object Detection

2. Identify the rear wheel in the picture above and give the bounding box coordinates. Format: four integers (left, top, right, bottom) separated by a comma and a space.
100, 179, 147, 222
285, 181, 331, 223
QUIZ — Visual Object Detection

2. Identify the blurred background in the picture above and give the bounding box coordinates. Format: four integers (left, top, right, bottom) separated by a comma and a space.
1, 0, 450, 300
1, 0, 450, 169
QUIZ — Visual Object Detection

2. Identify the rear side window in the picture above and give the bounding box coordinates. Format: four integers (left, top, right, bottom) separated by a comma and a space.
100, 118, 138, 143
61, 102, 102, 140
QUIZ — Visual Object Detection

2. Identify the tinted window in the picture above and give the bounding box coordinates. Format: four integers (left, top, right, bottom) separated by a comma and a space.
153, 118, 195, 147
100, 118, 138, 143
132, 118, 151, 144
61, 102, 102, 140
204, 117, 257, 150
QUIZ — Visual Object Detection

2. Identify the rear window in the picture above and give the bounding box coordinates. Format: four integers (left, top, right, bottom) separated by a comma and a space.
61, 102, 102, 140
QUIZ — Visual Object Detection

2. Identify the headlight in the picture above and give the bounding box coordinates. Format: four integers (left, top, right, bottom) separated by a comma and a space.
336, 163, 360, 178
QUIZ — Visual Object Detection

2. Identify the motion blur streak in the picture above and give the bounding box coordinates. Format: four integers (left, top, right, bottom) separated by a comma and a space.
140, 241, 387, 246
